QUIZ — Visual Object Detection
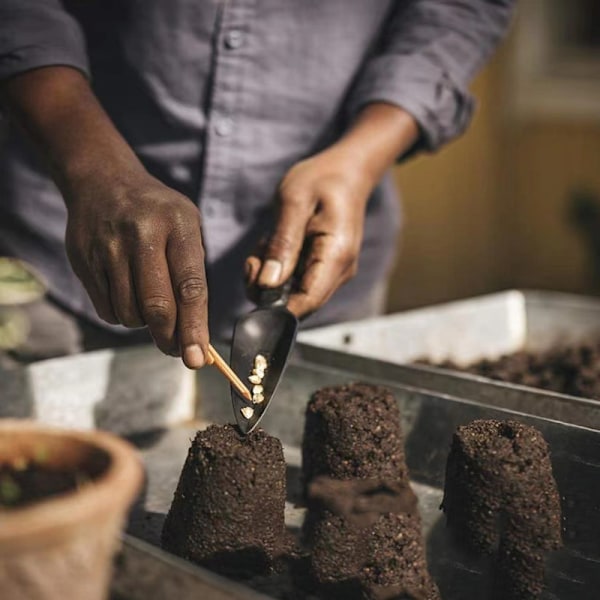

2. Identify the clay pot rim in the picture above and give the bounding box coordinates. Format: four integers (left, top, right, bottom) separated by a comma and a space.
0, 419, 144, 549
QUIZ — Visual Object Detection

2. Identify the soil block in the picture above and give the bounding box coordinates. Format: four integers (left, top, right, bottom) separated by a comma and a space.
441, 419, 562, 599
302, 383, 408, 489
161, 424, 288, 577
303, 477, 440, 600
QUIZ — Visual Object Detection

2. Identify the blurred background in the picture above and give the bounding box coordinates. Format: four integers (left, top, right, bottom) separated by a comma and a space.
388, 0, 600, 312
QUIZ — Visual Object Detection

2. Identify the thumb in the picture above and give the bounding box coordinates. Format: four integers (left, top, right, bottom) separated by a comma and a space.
258, 191, 313, 288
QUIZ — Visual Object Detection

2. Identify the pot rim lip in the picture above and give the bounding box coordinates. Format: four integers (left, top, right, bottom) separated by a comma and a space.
0, 419, 144, 544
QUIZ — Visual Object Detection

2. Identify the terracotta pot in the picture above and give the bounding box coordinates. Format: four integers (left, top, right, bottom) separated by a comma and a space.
0, 420, 144, 600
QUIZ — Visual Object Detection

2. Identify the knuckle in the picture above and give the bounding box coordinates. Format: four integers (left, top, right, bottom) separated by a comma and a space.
121, 219, 154, 245
168, 209, 188, 231
177, 276, 207, 304
171, 202, 200, 229
268, 233, 296, 256
142, 296, 173, 327
323, 186, 346, 204
102, 239, 122, 263
333, 243, 356, 269
280, 189, 305, 207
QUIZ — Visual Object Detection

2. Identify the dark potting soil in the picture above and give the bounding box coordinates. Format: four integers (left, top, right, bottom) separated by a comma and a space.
303, 477, 440, 600
441, 419, 562, 600
301, 383, 439, 600
0, 463, 89, 508
161, 423, 292, 578
302, 382, 408, 491
418, 340, 600, 399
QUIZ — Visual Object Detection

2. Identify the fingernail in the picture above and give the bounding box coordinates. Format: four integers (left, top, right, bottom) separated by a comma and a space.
183, 344, 204, 368
259, 259, 282, 287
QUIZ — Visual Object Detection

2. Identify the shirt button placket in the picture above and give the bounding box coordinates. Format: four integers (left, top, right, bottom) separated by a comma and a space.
201, 1, 255, 261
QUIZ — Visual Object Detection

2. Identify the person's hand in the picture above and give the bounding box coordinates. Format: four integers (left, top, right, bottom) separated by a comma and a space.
1, 67, 211, 367
245, 145, 374, 317
245, 103, 419, 318
65, 171, 209, 367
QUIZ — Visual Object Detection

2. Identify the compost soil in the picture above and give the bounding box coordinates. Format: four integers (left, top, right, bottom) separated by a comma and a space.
161, 423, 292, 577
441, 419, 562, 600
420, 340, 600, 399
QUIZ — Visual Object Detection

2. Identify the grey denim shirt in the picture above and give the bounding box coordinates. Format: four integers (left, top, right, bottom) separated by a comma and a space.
0, 0, 513, 339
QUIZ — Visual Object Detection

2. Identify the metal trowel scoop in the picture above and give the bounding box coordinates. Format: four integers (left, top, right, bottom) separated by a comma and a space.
230, 283, 298, 434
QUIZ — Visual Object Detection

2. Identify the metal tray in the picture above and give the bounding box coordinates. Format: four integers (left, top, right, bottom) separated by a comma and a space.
112, 536, 271, 600
122, 354, 599, 600
297, 290, 600, 429
3, 345, 599, 598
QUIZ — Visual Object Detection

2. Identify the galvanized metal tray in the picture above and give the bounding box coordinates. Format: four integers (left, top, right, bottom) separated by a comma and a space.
3, 345, 599, 598
122, 354, 599, 600
297, 290, 600, 429
112, 536, 271, 600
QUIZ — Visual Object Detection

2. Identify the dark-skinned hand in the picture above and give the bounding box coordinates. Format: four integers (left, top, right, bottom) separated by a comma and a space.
245, 103, 419, 317
65, 171, 208, 366
245, 145, 372, 317
1, 67, 210, 368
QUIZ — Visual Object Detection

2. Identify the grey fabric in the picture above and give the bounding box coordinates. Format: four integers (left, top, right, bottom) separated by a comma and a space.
1, 298, 152, 365
6, 299, 82, 362
0, 0, 514, 340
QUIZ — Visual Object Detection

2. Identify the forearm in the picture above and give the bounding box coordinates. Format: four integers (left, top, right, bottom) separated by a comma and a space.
329, 102, 419, 188
0, 66, 145, 203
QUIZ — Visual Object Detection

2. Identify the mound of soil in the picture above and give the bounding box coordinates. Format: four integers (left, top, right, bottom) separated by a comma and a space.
441, 419, 562, 600
161, 424, 290, 577
419, 340, 600, 399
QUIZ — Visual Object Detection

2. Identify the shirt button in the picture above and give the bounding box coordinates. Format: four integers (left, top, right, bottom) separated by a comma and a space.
169, 164, 191, 183
224, 29, 244, 50
214, 117, 234, 137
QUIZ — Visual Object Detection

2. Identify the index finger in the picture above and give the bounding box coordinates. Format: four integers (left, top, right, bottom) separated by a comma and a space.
167, 227, 209, 368
257, 189, 313, 288
286, 234, 349, 318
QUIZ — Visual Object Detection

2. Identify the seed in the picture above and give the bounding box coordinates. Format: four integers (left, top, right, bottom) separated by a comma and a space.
252, 384, 264, 395
254, 354, 267, 369
248, 374, 262, 385
240, 406, 254, 419
252, 393, 265, 404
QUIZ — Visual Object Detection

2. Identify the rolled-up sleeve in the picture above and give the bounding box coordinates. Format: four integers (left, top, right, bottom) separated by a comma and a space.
347, 0, 515, 153
0, 0, 89, 82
